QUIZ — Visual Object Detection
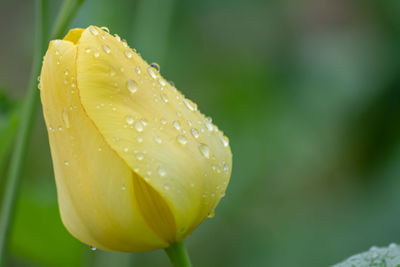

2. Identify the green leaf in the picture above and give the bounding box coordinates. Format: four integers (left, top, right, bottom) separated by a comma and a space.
333, 244, 400, 267
0, 90, 20, 176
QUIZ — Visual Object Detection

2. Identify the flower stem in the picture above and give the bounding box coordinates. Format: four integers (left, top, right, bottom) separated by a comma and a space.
0, 0, 85, 266
164, 241, 193, 267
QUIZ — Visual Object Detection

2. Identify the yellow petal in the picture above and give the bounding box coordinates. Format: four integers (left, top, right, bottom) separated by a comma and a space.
75, 26, 232, 240
40, 34, 168, 251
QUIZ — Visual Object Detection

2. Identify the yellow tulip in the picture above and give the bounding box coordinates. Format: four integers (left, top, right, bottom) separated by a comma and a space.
39, 26, 232, 252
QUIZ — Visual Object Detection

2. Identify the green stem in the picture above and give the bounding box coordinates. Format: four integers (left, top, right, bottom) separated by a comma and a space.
0, 0, 85, 266
164, 241, 192, 267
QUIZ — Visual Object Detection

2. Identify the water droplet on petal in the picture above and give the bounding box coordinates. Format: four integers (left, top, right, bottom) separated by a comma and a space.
154, 135, 162, 144
160, 93, 168, 103
89, 27, 99, 36
158, 165, 166, 177
204, 118, 214, 131
64, 161, 70, 166
124, 50, 133, 58
169, 81, 175, 87
93, 51, 100, 58
158, 78, 166, 87
183, 98, 196, 111
126, 80, 137, 94
85, 48, 91, 54
136, 152, 144, 160
98, 146, 102, 152
150, 63, 160, 73
199, 143, 210, 159
208, 210, 215, 218
219, 134, 229, 147
62, 108, 70, 128
191, 128, 199, 138
135, 67, 141, 74
109, 67, 116, 76
102, 44, 111, 54
177, 135, 188, 145
173, 120, 181, 131
137, 135, 143, 143
123, 147, 129, 152
114, 34, 121, 42
100, 26, 110, 33
147, 67, 157, 79
121, 184, 126, 190
223, 162, 229, 173
135, 121, 144, 132
90, 246, 97, 251
125, 115, 134, 125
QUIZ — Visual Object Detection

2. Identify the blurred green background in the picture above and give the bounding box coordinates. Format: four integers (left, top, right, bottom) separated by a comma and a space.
1, 0, 400, 266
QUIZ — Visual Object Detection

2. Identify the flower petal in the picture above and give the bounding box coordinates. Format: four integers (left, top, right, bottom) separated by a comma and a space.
76, 26, 232, 240
40, 36, 167, 251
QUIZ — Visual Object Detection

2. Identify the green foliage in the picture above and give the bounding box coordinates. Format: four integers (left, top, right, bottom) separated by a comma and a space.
334, 244, 400, 267
0, 91, 19, 177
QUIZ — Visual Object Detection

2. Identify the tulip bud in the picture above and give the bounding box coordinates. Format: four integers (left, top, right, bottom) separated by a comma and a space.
39, 26, 232, 252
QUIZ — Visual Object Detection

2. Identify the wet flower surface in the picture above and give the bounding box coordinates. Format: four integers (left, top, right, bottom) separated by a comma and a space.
39, 26, 232, 252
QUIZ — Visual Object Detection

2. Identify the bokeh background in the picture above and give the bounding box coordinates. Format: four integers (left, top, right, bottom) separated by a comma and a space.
1, 0, 400, 266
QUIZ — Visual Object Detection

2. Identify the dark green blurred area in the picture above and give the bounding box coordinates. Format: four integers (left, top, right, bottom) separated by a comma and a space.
1, 0, 400, 266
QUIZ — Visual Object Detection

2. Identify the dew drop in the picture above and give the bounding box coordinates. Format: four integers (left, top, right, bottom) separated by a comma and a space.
173, 120, 181, 131
100, 26, 110, 33
219, 134, 229, 147
64, 69, 69, 76
137, 135, 143, 143
161, 118, 167, 125
90, 246, 97, 251
135, 121, 144, 132
163, 184, 170, 190
177, 135, 188, 145
89, 27, 99, 36
158, 165, 167, 177
64, 161, 70, 166
126, 80, 138, 94
114, 34, 121, 41
199, 143, 210, 159
183, 98, 196, 111
123, 147, 129, 152
147, 67, 157, 79
121, 184, 126, 190
125, 115, 134, 125
150, 63, 160, 72
135, 66, 141, 74
109, 67, 116, 76
85, 48, 91, 54
62, 108, 70, 128
223, 162, 229, 173
124, 50, 132, 58
191, 128, 199, 138
93, 51, 100, 58
158, 78, 166, 87
169, 81, 175, 87
160, 93, 168, 103
136, 152, 144, 160
102, 44, 111, 54
208, 210, 215, 218
58, 126, 63, 131
37, 83, 42, 90
204, 118, 214, 131
154, 135, 162, 144
98, 146, 102, 152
